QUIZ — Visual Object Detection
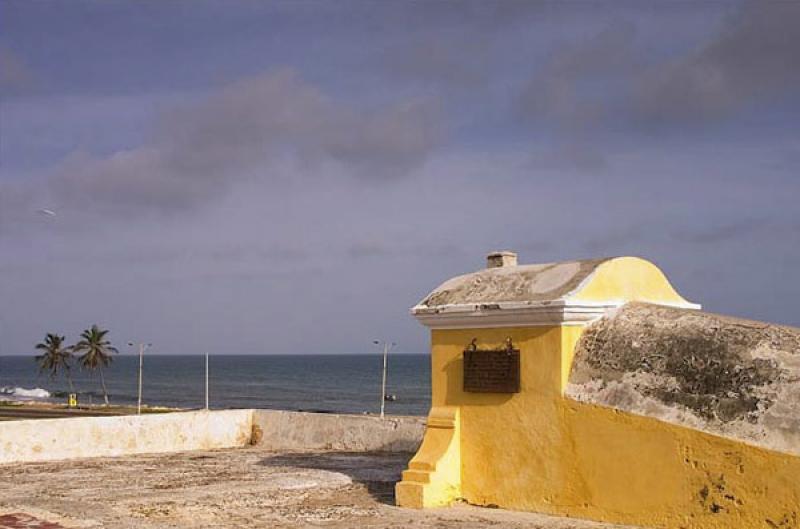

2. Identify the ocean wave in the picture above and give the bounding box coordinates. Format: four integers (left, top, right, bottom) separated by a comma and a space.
0, 386, 51, 399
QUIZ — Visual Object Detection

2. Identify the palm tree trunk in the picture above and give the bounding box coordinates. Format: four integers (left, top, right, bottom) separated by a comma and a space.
99, 368, 109, 406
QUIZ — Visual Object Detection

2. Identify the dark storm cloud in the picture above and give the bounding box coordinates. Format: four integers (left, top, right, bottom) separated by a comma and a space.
519, 19, 639, 130
48, 69, 441, 213
519, 1, 800, 137
516, 19, 641, 170
636, 1, 800, 124
514, 2, 800, 172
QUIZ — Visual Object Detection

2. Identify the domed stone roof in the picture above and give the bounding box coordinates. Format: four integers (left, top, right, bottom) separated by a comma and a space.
412, 255, 698, 328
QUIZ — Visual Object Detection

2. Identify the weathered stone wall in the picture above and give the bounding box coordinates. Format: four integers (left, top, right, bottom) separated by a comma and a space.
0, 409, 254, 464
567, 302, 800, 455
251, 410, 424, 452
0, 409, 425, 465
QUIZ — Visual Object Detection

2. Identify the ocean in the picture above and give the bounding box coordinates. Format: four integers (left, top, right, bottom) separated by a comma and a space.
0, 354, 431, 416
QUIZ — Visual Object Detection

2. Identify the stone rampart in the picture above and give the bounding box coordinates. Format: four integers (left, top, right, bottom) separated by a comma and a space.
0, 409, 253, 464
0, 409, 425, 465
251, 409, 424, 452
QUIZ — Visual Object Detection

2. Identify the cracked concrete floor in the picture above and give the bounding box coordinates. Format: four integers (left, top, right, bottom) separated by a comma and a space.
0, 448, 636, 528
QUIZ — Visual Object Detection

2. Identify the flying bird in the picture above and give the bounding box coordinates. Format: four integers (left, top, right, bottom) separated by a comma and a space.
36, 209, 57, 217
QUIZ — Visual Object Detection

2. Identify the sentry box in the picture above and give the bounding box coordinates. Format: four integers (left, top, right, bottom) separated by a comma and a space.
397, 253, 800, 529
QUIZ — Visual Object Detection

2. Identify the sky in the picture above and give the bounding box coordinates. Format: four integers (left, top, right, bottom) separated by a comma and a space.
1, 0, 799, 355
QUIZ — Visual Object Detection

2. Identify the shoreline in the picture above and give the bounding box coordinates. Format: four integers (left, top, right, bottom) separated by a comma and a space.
0, 399, 413, 421
0, 399, 181, 420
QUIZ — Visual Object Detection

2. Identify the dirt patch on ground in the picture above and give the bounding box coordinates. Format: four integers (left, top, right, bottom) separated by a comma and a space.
0, 448, 636, 529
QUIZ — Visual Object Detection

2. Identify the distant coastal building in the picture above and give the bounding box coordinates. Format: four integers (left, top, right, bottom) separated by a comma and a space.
396, 253, 800, 529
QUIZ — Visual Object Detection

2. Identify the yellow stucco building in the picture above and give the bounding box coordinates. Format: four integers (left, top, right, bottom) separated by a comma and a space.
396, 253, 800, 529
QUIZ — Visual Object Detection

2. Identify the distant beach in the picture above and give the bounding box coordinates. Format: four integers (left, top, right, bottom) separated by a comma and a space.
0, 354, 431, 416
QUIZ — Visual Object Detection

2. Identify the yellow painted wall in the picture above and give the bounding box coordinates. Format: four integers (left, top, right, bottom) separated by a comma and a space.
405, 326, 800, 528
574, 256, 693, 306
395, 405, 461, 508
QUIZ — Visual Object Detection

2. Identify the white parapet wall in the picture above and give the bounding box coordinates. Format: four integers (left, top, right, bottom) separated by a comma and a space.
0, 409, 425, 465
0, 409, 254, 464
251, 410, 425, 452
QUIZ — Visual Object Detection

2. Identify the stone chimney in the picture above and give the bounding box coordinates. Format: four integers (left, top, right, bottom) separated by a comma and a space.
487, 251, 518, 269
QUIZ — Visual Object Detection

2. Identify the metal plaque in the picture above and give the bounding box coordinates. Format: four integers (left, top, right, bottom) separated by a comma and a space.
463, 338, 520, 393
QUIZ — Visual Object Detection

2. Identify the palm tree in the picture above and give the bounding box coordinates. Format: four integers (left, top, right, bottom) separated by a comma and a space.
73, 325, 118, 405
34, 333, 75, 392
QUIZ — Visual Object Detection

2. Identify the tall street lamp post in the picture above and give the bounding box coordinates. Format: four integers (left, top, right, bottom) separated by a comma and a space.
373, 340, 397, 419
128, 342, 152, 414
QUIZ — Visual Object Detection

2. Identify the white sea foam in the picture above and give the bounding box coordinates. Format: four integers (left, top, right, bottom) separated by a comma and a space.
0, 386, 51, 400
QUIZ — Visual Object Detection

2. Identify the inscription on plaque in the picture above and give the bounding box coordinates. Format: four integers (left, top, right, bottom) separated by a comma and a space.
463, 338, 520, 393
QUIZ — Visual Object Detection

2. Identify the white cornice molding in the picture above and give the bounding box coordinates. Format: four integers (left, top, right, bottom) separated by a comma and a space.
411, 299, 701, 329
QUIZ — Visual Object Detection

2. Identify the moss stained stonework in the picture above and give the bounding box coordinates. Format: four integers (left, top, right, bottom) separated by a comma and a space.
568, 302, 800, 455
